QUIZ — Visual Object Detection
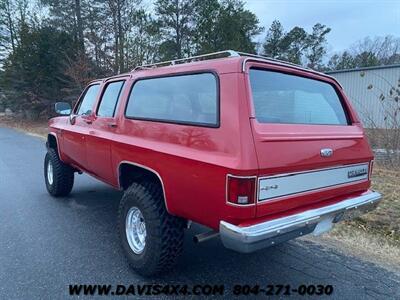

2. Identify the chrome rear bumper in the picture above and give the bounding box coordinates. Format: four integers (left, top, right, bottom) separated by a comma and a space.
220, 191, 382, 253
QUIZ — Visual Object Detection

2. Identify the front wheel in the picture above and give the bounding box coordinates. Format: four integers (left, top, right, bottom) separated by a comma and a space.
118, 182, 185, 276
44, 148, 74, 197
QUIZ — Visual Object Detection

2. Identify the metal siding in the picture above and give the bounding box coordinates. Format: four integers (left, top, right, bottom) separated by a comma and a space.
329, 66, 400, 128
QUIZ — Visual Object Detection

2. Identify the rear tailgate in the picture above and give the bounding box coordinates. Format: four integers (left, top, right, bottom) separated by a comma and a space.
246, 65, 373, 218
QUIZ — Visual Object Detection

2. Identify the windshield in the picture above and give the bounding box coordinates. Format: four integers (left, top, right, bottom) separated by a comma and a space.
249, 69, 349, 125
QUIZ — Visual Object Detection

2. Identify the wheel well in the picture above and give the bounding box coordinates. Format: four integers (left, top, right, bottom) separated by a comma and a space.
47, 134, 57, 150
119, 163, 164, 191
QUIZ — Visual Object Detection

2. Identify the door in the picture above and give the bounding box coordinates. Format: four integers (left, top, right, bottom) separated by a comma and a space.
62, 83, 101, 169
86, 79, 126, 185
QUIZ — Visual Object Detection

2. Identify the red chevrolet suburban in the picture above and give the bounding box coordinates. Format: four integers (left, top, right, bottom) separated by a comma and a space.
44, 50, 381, 276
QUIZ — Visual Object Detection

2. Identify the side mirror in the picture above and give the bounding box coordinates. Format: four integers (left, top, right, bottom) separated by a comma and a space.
54, 102, 72, 116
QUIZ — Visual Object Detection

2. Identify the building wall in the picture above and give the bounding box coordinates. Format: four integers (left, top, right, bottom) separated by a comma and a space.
328, 65, 400, 128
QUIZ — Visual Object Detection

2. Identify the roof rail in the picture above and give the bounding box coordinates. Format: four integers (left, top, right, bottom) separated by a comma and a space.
130, 50, 330, 79
235, 51, 305, 69
132, 50, 239, 71
236, 51, 337, 80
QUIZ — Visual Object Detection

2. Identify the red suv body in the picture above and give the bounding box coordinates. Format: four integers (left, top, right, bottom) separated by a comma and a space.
45, 51, 381, 275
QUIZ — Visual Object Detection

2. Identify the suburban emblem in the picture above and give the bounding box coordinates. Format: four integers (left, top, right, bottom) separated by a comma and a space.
320, 148, 333, 157
348, 167, 368, 178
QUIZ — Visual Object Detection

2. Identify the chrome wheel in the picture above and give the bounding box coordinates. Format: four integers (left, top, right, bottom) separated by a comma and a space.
47, 160, 54, 185
125, 207, 147, 254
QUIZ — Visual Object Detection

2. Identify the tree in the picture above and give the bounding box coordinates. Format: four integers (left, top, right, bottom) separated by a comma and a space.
328, 35, 400, 71
0, 25, 77, 118
193, 0, 220, 54
352, 36, 400, 65
85, 2, 113, 72
105, 0, 139, 73
0, 0, 29, 58
125, 10, 162, 68
40, 0, 87, 54
353, 51, 380, 67
261, 21, 330, 67
327, 51, 355, 70
262, 20, 284, 58
305, 23, 331, 69
75, 0, 84, 55
215, 0, 262, 53
193, 0, 262, 55
155, 0, 195, 60
279, 26, 308, 64
0, 0, 17, 55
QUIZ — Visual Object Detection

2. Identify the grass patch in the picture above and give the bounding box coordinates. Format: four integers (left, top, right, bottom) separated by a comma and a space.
0, 116, 47, 138
329, 166, 400, 246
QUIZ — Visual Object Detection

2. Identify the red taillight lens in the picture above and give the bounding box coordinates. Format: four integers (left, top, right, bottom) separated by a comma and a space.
227, 176, 256, 205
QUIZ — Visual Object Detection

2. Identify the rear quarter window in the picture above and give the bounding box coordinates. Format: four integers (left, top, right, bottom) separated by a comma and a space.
125, 73, 218, 127
249, 69, 349, 125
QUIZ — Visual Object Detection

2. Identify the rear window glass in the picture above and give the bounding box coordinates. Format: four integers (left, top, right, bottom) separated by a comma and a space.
249, 69, 348, 125
125, 73, 218, 126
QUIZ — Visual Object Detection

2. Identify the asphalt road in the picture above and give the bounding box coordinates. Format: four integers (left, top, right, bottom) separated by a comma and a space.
0, 127, 399, 300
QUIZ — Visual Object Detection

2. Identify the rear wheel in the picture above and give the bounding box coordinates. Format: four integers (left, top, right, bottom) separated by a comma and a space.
118, 182, 184, 276
44, 148, 74, 197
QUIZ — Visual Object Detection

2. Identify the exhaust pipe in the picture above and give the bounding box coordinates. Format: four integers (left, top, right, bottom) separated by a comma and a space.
193, 231, 219, 243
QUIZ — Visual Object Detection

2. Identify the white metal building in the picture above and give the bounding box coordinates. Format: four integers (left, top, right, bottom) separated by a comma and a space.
327, 64, 400, 128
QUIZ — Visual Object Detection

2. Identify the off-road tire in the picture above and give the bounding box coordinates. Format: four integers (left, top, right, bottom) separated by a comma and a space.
44, 148, 74, 197
118, 182, 185, 277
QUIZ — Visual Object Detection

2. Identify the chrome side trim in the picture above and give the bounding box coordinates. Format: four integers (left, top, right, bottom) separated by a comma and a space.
257, 163, 369, 203
220, 191, 382, 253
117, 160, 170, 213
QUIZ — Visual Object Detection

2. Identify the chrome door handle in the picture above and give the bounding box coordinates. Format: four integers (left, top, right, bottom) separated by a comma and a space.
108, 123, 117, 128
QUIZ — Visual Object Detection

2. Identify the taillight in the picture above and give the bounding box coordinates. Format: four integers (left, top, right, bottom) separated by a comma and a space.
369, 160, 374, 179
227, 175, 256, 205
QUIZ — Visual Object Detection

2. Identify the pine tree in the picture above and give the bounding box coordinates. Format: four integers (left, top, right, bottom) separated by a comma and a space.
305, 23, 331, 69
155, 0, 195, 60
262, 20, 284, 58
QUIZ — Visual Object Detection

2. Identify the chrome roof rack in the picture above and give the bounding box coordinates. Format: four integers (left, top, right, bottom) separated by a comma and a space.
235, 51, 305, 69
130, 50, 332, 81
132, 50, 239, 71
235, 51, 336, 80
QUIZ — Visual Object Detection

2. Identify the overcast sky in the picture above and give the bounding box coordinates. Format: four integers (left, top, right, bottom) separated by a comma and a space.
244, 0, 400, 55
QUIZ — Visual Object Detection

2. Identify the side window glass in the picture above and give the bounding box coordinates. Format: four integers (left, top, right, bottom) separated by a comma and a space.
97, 81, 125, 117
76, 84, 100, 116
125, 73, 218, 126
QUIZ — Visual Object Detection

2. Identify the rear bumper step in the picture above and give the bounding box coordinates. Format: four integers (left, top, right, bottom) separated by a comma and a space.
219, 191, 382, 253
